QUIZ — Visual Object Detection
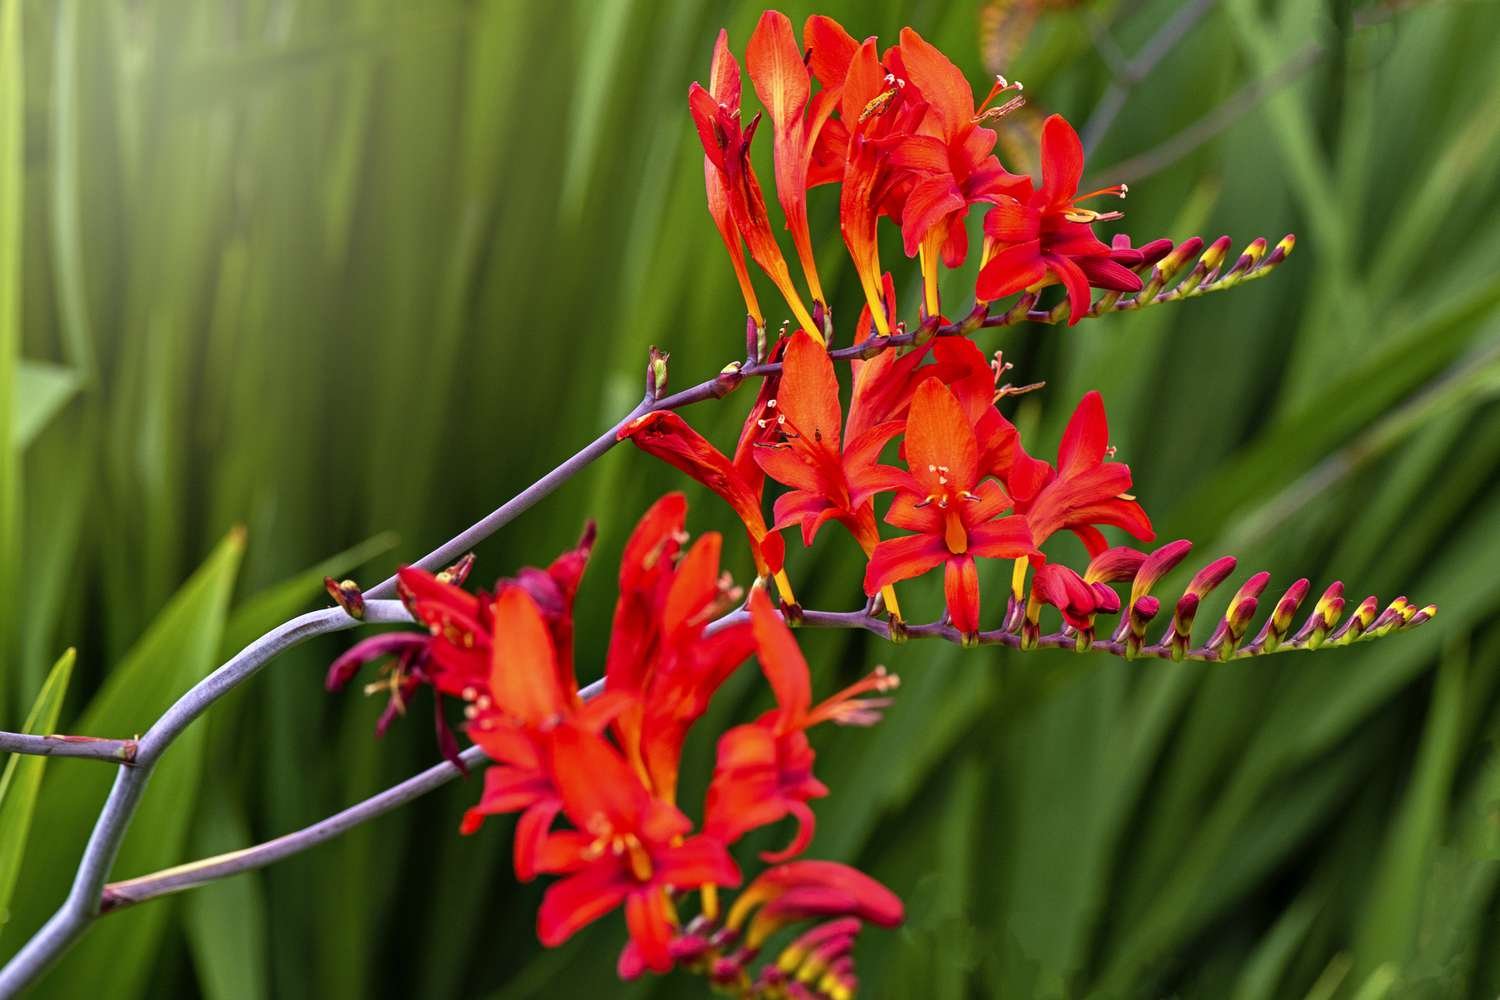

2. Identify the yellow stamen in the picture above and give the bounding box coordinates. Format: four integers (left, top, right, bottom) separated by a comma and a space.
774, 569, 797, 607
856, 270, 891, 337
776, 280, 825, 346
1011, 558, 1029, 601
919, 241, 941, 318
880, 583, 903, 620
700, 884, 720, 923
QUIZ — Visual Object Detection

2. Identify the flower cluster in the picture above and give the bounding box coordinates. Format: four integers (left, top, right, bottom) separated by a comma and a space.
324, 11, 1435, 996
691, 11, 1146, 335
329, 496, 900, 990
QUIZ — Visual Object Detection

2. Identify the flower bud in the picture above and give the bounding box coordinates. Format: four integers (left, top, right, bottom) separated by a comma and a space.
325, 576, 365, 619
647, 345, 670, 400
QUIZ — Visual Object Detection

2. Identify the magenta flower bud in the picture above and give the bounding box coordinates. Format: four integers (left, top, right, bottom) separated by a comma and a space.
1185, 556, 1238, 600
1128, 539, 1193, 607
1085, 545, 1148, 584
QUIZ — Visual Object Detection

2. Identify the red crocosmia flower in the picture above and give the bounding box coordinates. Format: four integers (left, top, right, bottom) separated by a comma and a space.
746, 10, 841, 311
925, 335, 1033, 482
887, 27, 1028, 313
690, 31, 821, 340
830, 38, 930, 334
696, 30, 763, 331
535, 723, 740, 973
618, 411, 789, 592
602, 496, 757, 806
802, 14, 859, 176
327, 562, 503, 766
753, 331, 903, 553
1013, 389, 1154, 558
864, 378, 1035, 635
704, 590, 896, 862
461, 585, 620, 877
976, 114, 1144, 324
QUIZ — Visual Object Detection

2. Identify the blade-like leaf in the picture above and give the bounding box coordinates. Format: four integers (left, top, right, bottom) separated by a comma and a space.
12, 361, 83, 450
0, 650, 75, 937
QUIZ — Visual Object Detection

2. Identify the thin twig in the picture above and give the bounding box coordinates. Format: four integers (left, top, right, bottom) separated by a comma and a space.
0, 733, 138, 764
0, 601, 411, 996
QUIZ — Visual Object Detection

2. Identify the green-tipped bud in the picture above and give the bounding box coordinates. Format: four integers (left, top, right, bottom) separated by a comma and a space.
647, 345, 670, 400
747, 315, 766, 365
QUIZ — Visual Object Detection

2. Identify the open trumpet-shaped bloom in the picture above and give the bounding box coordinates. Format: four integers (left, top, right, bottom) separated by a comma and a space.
752, 330, 908, 553
705, 590, 896, 861
864, 378, 1035, 634
977, 115, 1143, 323
535, 723, 740, 973
1013, 389, 1154, 557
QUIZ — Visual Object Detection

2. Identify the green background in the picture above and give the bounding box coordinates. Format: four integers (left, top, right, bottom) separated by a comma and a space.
2, 0, 1499, 996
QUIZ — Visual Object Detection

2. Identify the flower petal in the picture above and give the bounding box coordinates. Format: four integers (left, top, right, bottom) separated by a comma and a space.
537, 863, 631, 948
976, 238, 1047, 300
750, 588, 812, 720
905, 378, 980, 495
864, 532, 949, 595
1038, 114, 1083, 207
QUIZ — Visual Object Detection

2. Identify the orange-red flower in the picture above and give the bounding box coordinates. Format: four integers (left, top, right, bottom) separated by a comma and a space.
746, 11, 843, 312
691, 30, 821, 339
819, 34, 930, 333
460, 584, 626, 878
1012, 389, 1154, 557
724, 859, 904, 951
752, 331, 907, 554
976, 114, 1144, 324
704, 589, 895, 861
864, 378, 1035, 635
886, 27, 1028, 313
602, 494, 757, 807
534, 723, 740, 973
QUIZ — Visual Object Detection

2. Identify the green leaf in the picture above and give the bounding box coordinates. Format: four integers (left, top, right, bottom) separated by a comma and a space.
2, 529, 245, 999
0, 0, 23, 727
12, 361, 83, 450
0, 650, 75, 937
182, 781, 268, 1000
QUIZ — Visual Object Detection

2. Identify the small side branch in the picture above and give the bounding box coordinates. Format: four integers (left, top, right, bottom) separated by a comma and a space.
0, 733, 138, 765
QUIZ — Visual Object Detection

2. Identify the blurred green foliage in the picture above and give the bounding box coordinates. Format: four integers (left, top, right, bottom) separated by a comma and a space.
1, 0, 1499, 996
